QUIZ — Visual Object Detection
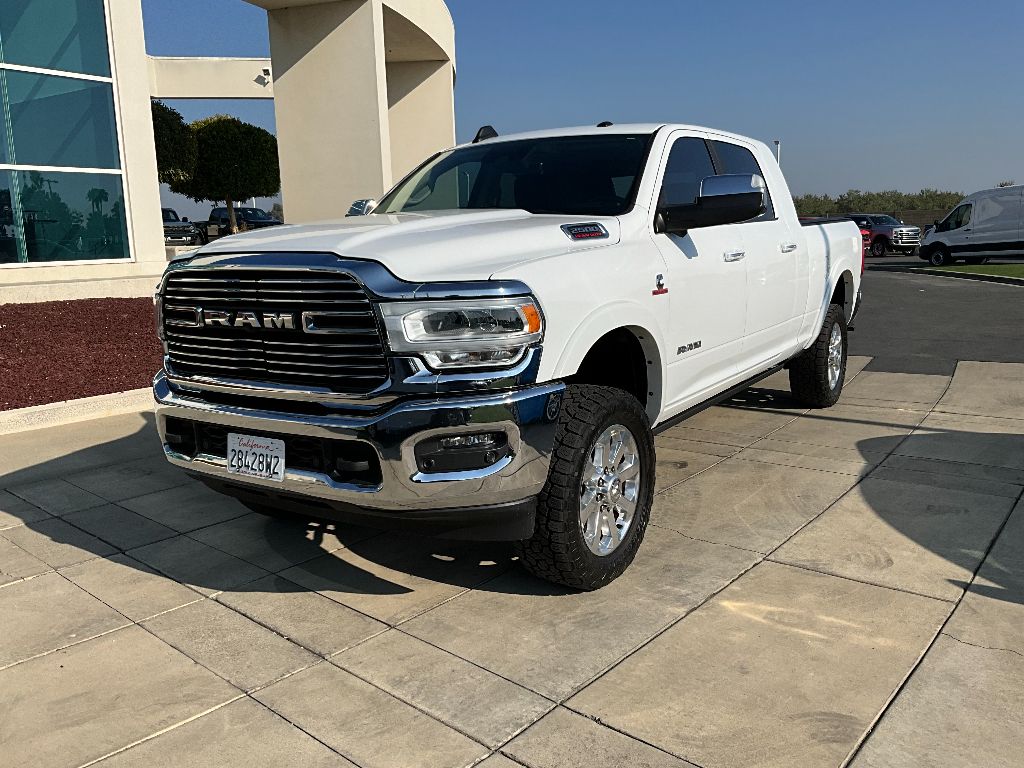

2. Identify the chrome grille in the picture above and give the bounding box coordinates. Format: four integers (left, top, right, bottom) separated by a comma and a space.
162, 269, 388, 394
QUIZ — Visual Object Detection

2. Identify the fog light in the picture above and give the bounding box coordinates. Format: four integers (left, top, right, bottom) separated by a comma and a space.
439, 433, 501, 450
415, 432, 511, 474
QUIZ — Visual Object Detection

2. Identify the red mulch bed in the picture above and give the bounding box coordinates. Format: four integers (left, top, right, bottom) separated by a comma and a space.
0, 298, 164, 411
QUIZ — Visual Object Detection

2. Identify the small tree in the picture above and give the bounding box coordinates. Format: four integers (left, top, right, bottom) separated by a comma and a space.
151, 101, 197, 185
997, 180, 1016, 187
170, 115, 280, 233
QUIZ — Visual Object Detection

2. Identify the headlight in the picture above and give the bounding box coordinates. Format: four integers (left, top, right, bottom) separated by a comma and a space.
380, 297, 543, 370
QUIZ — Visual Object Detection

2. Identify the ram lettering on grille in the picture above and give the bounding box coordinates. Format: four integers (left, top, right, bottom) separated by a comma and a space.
162, 269, 388, 394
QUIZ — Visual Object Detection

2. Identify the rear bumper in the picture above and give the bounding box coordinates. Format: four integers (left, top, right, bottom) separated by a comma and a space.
153, 371, 564, 539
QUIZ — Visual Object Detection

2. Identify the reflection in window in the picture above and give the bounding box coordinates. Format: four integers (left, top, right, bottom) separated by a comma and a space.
0, 0, 111, 77
0, 170, 129, 264
0, 70, 120, 169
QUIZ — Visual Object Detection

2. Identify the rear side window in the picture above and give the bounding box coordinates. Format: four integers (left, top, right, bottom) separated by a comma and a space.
710, 140, 775, 219
659, 138, 717, 207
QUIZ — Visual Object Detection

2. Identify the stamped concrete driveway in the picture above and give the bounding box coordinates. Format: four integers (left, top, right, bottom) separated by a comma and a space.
1, 354, 1022, 768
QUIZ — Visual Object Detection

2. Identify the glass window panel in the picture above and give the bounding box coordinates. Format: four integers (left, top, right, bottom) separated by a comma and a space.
4, 170, 129, 263
0, 0, 111, 77
1, 69, 120, 168
0, 171, 16, 264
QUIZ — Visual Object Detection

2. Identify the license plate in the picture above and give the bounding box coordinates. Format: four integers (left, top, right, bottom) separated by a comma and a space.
227, 433, 285, 482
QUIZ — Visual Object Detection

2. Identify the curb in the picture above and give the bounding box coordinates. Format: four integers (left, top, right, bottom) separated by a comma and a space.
870, 265, 1024, 286
0, 388, 152, 436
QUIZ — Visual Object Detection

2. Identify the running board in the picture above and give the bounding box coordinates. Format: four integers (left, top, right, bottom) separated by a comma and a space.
653, 364, 785, 435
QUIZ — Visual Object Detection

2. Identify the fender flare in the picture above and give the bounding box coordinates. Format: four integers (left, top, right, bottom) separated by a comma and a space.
545, 301, 666, 422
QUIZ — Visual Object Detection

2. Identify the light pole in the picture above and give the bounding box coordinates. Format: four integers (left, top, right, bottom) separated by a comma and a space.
773, 140, 781, 165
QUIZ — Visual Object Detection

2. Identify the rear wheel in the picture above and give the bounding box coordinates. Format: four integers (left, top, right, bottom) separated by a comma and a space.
870, 238, 887, 257
789, 303, 847, 408
516, 384, 655, 591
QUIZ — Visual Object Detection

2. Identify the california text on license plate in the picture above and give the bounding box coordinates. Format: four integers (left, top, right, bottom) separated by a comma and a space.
227, 433, 286, 482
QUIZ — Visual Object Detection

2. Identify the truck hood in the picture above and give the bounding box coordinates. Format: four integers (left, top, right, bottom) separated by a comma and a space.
194, 209, 621, 282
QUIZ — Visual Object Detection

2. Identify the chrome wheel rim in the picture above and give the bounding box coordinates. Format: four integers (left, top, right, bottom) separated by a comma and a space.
580, 424, 641, 557
828, 322, 844, 390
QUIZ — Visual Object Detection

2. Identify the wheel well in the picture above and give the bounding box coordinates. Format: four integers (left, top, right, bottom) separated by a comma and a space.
831, 271, 855, 323
567, 328, 656, 414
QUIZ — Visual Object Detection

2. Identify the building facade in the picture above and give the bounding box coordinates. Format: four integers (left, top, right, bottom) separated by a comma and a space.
0, 0, 455, 303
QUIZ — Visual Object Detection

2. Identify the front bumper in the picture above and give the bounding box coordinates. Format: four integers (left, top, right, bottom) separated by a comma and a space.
153, 371, 564, 538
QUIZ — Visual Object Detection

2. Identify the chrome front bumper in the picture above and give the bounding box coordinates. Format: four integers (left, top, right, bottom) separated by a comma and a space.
153, 371, 563, 517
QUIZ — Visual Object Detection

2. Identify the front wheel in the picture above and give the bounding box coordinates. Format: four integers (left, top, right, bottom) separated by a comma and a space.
870, 239, 887, 258
516, 384, 655, 591
789, 303, 847, 408
928, 246, 951, 266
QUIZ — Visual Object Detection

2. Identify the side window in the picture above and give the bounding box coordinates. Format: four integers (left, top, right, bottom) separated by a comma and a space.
939, 204, 971, 232
659, 137, 716, 207
710, 140, 775, 219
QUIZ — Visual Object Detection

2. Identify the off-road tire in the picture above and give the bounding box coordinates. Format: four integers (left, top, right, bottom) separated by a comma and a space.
929, 246, 951, 266
516, 384, 656, 591
789, 303, 847, 408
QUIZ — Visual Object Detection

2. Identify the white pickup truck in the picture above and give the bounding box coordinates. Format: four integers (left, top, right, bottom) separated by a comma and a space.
154, 123, 862, 589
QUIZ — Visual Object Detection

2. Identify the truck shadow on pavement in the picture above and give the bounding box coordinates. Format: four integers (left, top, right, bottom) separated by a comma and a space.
2, 409, 1021, 607
0, 414, 560, 600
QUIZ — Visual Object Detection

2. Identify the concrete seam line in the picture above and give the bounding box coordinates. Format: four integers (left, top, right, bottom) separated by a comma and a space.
0, 388, 153, 436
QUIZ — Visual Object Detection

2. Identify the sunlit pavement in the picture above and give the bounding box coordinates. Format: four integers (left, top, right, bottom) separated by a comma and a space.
2, 332, 1023, 764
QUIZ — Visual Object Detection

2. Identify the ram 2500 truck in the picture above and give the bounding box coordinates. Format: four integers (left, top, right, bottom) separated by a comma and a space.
153, 124, 862, 590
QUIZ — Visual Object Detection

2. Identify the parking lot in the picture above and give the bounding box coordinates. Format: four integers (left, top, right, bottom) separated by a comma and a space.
1, 270, 1022, 768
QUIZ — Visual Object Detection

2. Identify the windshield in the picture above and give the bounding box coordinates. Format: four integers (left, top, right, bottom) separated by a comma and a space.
238, 207, 271, 220
377, 134, 654, 216
870, 215, 902, 225
161, 209, 179, 222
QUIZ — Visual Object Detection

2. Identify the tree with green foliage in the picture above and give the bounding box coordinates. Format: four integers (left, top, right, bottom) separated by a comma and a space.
169, 115, 280, 233
793, 189, 964, 218
151, 101, 197, 186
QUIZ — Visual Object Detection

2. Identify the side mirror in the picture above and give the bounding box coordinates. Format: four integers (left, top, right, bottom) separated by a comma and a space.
657, 174, 767, 235
181, 216, 190, 222
347, 199, 377, 217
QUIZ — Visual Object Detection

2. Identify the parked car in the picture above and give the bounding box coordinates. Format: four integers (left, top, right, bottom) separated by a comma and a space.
161, 208, 202, 247
200, 206, 282, 241
920, 185, 1024, 266
153, 123, 862, 590
845, 213, 921, 257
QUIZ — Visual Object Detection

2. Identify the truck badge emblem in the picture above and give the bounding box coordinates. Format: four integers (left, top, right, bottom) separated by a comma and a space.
652, 274, 668, 296
561, 223, 609, 241
678, 340, 702, 355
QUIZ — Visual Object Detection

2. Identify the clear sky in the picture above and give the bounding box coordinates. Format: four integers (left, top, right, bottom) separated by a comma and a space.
143, 0, 1024, 202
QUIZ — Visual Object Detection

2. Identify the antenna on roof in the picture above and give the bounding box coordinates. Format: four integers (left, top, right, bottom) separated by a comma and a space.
472, 125, 499, 143
597, 121, 614, 127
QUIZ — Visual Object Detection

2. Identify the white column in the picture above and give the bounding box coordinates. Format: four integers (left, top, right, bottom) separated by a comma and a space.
267, 0, 392, 222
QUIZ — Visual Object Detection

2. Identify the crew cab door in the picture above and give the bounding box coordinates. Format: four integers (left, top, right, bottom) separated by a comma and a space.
707, 138, 800, 370
651, 132, 747, 410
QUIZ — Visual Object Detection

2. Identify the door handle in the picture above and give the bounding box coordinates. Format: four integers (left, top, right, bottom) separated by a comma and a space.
723, 251, 746, 262
780, 243, 798, 253
963, 228, 972, 232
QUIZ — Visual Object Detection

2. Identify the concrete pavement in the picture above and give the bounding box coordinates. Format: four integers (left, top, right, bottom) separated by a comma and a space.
1, 357, 1022, 768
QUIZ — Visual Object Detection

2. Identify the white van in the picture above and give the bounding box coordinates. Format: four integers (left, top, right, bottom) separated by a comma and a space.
920, 185, 1023, 266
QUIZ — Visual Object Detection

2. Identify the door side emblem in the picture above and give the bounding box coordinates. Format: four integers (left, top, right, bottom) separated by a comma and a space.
652, 274, 668, 296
